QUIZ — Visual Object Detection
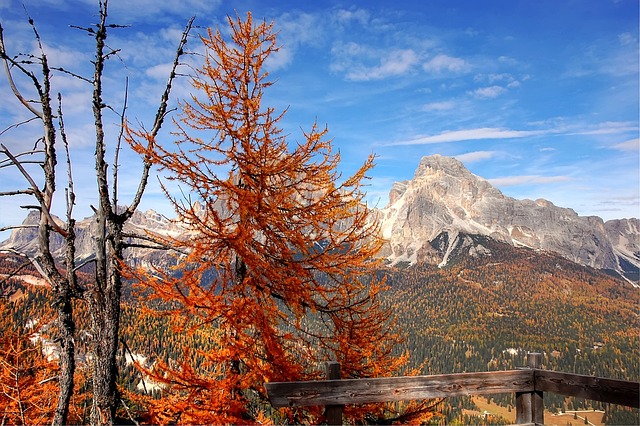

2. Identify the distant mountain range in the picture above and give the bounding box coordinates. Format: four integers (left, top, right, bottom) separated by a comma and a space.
1, 155, 638, 284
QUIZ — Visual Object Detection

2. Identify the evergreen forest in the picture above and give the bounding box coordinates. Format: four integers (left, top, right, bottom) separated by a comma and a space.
1, 237, 638, 424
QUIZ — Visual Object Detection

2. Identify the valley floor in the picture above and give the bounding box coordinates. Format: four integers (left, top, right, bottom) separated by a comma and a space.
468, 397, 605, 426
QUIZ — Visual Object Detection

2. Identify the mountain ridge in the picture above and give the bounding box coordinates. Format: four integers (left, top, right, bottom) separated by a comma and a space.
375, 155, 638, 283
1, 155, 637, 283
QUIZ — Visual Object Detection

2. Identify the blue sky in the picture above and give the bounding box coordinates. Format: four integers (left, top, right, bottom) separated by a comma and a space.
0, 0, 638, 239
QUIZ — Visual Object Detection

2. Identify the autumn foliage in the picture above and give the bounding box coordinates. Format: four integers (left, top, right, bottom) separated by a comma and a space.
0, 293, 91, 425
126, 13, 416, 423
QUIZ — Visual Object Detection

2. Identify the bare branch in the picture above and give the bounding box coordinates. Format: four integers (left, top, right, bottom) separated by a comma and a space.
0, 23, 43, 119
123, 16, 195, 219
38, 376, 59, 385
112, 77, 128, 208
0, 253, 30, 280
0, 144, 68, 238
0, 248, 53, 286
0, 189, 34, 196
121, 231, 185, 254
0, 148, 45, 165
0, 224, 37, 233
73, 254, 96, 272
0, 160, 43, 169
1, 144, 44, 202
0, 116, 40, 136
57, 93, 75, 217
50, 66, 92, 84
92, 0, 112, 219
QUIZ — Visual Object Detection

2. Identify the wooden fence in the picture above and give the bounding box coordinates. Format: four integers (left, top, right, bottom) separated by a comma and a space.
265, 353, 640, 425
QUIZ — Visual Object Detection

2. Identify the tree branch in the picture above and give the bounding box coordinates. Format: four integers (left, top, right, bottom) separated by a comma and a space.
0, 189, 34, 196
0, 23, 43, 119
0, 116, 40, 137
0, 144, 68, 238
0, 224, 37, 233
112, 76, 128, 208
123, 16, 195, 220
57, 93, 75, 218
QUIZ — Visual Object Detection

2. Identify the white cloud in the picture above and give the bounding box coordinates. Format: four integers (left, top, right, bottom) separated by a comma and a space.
471, 85, 507, 99
389, 127, 546, 146
37, 43, 89, 69
487, 73, 513, 83
455, 150, 500, 163
569, 121, 638, 136
333, 8, 370, 26
498, 55, 519, 66
268, 12, 322, 70
145, 63, 175, 80
618, 32, 636, 46
56, 89, 93, 116
423, 54, 470, 74
332, 44, 419, 81
421, 100, 456, 112
75, 0, 222, 23
489, 175, 572, 186
611, 138, 640, 151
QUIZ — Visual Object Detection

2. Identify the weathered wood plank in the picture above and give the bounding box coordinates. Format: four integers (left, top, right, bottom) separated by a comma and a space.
529, 353, 544, 425
265, 370, 534, 407
515, 390, 532, 424
324, 361, 342, 425
534, 369, 640, 408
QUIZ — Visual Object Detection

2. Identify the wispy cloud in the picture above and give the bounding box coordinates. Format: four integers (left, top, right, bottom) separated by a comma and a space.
388, 121, 638, 147
612, 138, 640, 151
331, 43, 419, 80
470, 85, 507, 99
333, 8, 370, 26
76, 0, 222, 23
489, 175, 572, 186
269, 11, 323, 71
421, 100, 457, 112
455, 150, 500, 163
423, 54, 470, 74
618, 32, 636, 46
388, 127, 546, 146
568, 122, 639, 136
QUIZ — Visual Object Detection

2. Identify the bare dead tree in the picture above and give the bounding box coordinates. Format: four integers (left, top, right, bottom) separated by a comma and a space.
85, 2, 193, 423
0, 15, 77, 426
0, 1, 194, 424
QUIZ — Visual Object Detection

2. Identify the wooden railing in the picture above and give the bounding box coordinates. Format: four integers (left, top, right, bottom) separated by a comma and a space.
265, 353, 640, 425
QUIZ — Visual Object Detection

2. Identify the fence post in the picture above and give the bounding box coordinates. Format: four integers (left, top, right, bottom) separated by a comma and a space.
516, 352, 544, 425
325, 361, 343, 425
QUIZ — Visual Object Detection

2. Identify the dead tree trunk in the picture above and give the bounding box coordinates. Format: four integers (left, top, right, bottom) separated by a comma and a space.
87, 3, 193, 423
0, 20, 77, 426
1, 1, 193, 423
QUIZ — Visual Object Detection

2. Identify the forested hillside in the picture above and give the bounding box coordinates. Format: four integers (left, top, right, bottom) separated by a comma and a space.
380, 236, 639, 424
383, 237, 638, 378
2, 240, 638, 424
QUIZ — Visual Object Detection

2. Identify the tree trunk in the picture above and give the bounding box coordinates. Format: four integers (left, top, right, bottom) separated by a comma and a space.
89, 219, 124, 425
88, 167, 126, 425
53, 218, 76, 426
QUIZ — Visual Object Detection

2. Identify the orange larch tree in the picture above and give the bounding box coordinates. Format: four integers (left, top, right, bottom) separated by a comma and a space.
0, 326, 59, 425
127, 12, 427, 424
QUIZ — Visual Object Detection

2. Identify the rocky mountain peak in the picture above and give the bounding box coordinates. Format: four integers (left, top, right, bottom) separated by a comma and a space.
414, 154, 469, 179
377, 155, 637, 283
